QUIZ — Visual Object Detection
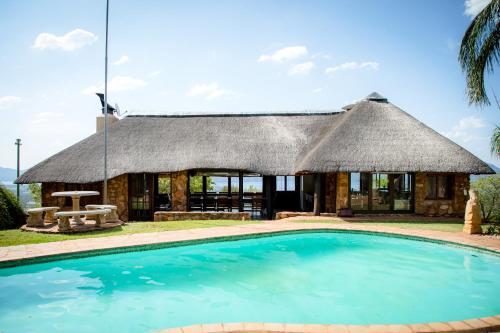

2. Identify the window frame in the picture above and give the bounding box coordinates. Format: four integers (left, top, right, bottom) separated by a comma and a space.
425, 174, 453, 200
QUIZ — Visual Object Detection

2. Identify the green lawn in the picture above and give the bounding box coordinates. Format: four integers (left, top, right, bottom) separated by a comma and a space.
1, 219, 484, 247
0, 220, 258, 247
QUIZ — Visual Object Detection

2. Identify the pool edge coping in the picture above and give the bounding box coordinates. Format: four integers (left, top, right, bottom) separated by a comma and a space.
1, 223, 500, 333
154, 318, 500, 333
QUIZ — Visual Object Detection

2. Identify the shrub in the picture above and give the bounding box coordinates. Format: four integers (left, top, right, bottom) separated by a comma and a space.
471, 175, 500, 235
0, 185, 26, 230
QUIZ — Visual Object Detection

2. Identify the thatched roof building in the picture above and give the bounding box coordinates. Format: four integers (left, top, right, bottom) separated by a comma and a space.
17, 93, 493, 184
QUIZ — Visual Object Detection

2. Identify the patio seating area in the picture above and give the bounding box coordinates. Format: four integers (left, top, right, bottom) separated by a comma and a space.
22, 191, 124, 234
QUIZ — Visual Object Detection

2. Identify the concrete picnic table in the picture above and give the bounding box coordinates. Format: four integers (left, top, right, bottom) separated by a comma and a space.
51, 191, 100, 225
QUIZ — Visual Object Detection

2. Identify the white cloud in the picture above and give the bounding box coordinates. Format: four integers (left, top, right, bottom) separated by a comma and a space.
187, 82, 234, 100
464, 0, 490, 18
82, 76, 147, 95
325, 61, 379, 74
258, 46, 308, 63
288, 61, 315, 76
0, 96, 21, 109
312, 88, 323, 94
33, 28, 98, 51
443, 115, 486, 142
32, 112, 63, 125
149, 70, 161, 77
113, 55, 130, 65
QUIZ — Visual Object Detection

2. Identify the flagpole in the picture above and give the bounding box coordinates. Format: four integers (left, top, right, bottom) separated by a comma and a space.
103, 0, 109, 204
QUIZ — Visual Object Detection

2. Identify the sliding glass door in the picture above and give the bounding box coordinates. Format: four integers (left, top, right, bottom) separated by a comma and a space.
350, 172, 414, 212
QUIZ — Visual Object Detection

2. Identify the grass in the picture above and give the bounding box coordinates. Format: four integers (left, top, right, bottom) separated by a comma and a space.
0, 220, 258, 247
1, 218, 488, 247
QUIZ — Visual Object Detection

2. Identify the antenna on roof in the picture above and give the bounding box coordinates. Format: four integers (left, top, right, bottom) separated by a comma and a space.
114, 103, 128, 117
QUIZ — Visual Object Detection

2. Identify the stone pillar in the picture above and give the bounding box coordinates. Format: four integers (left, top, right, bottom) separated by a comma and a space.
414, 173, 426, 214
172, 171, 188, 211
107, 174, 128, 221
335, 172, 349, 213
463, 190, 482, 234
324, 173, 336, 213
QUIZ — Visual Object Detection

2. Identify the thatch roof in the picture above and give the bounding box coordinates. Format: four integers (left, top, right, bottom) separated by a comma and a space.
16, 93, 494, 184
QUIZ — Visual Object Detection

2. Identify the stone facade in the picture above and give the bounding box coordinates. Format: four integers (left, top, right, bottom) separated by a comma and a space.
107, 174, 128, 221
155, 211, 250, 221
171, 171, 188, 211
41, 182, 65, 207
324, 173, 336, 213
415, 173, 469, 217
41, 174, 129, 221
335, 172, 349, 212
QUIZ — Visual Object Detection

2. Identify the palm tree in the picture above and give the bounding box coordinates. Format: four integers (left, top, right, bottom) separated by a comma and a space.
459, 0, 499, 157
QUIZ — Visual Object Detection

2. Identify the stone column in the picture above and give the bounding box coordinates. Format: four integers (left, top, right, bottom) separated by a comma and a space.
463, 190, 482, 234
414, 173, 426, 214
172, 171, 188, 211
324, 173, 336, 213
107, 174, 129, 221
335, 172, 349, 213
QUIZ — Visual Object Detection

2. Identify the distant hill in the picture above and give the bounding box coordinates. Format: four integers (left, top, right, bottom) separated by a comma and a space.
488, 163, 500, 173
470, 163, 498, 182
0, 167, 19, 182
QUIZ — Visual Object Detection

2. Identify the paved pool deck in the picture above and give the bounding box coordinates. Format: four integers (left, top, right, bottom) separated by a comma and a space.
1, 220, 500, 333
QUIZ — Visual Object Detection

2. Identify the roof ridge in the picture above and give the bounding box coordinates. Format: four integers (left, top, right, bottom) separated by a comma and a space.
126, 111, 343, 118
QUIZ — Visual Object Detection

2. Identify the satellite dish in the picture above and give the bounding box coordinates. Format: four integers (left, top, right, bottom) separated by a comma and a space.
115, 103, 128, 116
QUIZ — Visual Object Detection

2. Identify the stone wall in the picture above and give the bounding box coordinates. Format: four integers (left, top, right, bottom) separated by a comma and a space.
41, 174, 129, 221
107, 174, 128, 221
41, 182, 65, 207
171, 171, 188, 211
155, 211, 250, 221
335, 172, 349, 212
324, 173, 336, 213
415, 173, 469, 217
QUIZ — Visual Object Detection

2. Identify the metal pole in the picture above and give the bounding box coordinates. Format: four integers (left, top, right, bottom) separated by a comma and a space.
15, 139, 21, 201
103, 0, 109, 204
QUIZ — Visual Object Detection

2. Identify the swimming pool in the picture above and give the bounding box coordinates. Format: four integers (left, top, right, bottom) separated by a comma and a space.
0, 231, 499, 333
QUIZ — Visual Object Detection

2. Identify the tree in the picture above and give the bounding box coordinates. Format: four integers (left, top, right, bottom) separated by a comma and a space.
0, 185, 25, 229
28, 183, 42, 207
470, 175, 500, 222
459, 0, 500, 157
189, 176, 215, 192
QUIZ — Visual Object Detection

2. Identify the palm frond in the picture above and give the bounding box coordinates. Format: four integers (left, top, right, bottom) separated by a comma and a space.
459, 0, 500, 105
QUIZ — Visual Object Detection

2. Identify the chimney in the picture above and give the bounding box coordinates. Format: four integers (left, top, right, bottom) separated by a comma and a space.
95, 93, 119, 133
96, 113, 119, 133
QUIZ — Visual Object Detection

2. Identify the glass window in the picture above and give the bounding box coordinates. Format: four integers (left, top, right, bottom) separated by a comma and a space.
350, 173, 369, 210
372, 173, 390, 210
158, 174, 171, 195
426, 175, 452, 199
393, 174, 412, 210
276, 176, 285, 191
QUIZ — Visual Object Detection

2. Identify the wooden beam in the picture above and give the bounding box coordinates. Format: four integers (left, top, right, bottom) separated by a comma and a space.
265, 176, 275, 220
313, 173, 321, 216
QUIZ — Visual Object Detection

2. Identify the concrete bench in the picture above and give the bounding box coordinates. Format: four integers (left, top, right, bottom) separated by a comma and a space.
85, 204, 119, 221
26, 207, 59, 227
55, 209, 111, 231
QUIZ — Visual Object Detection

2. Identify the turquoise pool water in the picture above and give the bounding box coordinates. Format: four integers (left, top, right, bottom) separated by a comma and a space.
1, 232, 499, 333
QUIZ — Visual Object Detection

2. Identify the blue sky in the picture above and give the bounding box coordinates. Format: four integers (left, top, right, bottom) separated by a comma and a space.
0, 0, 498, 169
